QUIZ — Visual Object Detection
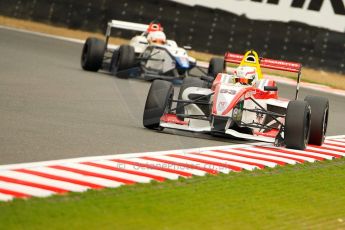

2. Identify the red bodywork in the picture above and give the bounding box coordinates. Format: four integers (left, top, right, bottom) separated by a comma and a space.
160, 114, 188, 125
160, 51, 302, 135
211, 73, 279, 116
209, 51, 302, 117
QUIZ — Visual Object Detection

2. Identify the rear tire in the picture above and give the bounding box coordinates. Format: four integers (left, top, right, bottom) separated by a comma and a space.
81, 37, 105, 71
176, 77, 207, 120
143, 80, 174, 129
208, 57, 225, 78
304, 96, 329, 145
285, 100, 311, 150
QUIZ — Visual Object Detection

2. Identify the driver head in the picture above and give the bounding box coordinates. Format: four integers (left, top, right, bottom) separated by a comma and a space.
234, 66, 257, 85
147, 31, 167, 45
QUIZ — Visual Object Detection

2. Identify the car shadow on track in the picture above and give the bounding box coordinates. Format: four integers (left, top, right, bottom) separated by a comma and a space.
151, 127, 251, 145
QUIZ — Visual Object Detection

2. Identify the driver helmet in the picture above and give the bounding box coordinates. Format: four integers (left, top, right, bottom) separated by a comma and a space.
147, 30, 167, 45
233, 66, 257, 85
147, 22, 163, 33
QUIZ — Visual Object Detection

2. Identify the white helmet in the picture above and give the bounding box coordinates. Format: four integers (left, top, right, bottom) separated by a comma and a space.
147, 31, 166, 45
234, 66, 257, 85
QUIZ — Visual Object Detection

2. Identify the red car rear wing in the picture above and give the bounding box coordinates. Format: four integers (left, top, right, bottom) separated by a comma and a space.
224, 52, 302, 73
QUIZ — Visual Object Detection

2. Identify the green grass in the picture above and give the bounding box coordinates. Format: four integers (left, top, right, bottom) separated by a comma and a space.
1, 159, 345, 230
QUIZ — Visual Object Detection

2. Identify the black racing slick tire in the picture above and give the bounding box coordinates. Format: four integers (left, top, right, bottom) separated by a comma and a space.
176, 77, 206, 121
208, 57, 225, 78
81, 37, 105, 71
111, 45, 136, 79
304, 96, 329, 146
143, 80, 174, 129
117, 45, 136, 71
285, 100, 311, 150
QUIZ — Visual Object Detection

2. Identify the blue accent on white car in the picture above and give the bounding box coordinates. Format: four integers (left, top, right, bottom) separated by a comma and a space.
175, 56, 190, 70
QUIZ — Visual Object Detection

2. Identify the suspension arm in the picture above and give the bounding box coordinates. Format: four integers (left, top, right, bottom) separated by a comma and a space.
169, 92, 214, 112
248, 97, 285, 127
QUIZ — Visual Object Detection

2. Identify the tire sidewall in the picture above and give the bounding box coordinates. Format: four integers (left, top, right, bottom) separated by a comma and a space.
285, 101, 311, 150
81, 37, 105, 71
304, 96, 329, 145
208, 57, 225, 78
143, 80, 174, 129
118, 45, 136, 71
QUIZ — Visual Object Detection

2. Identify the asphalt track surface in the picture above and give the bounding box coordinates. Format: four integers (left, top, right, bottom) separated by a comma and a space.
1, 27, 345, 165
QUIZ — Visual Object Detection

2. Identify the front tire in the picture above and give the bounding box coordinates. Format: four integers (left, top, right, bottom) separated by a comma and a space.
285, 100, 311, 150
304, 96, 329, 145
111, 45, 136, 79
81, 37, 105, 72
118, 45, 136, 71
143, 80, 174, 129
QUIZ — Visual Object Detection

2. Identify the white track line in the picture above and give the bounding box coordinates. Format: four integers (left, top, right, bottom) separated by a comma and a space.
0, 25, 85, 44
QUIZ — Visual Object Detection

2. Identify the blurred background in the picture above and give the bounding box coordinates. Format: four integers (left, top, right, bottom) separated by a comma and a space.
1, 0, 344, 73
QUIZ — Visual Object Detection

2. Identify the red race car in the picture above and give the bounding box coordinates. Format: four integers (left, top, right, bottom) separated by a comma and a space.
143, 50, 329, 150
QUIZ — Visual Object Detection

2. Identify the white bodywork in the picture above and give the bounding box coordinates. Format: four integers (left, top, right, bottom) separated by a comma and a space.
106, 20, 196, 65
130, 36, 196, 67
161, 73, 289, 143
129, 36, 149, 53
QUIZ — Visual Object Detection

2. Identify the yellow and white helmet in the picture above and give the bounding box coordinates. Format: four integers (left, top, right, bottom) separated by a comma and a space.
233, 66, 258, 85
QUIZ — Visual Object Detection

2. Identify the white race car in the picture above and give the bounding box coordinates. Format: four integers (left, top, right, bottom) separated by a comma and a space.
143, 50, 329, 150
81, 20, 204, 80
